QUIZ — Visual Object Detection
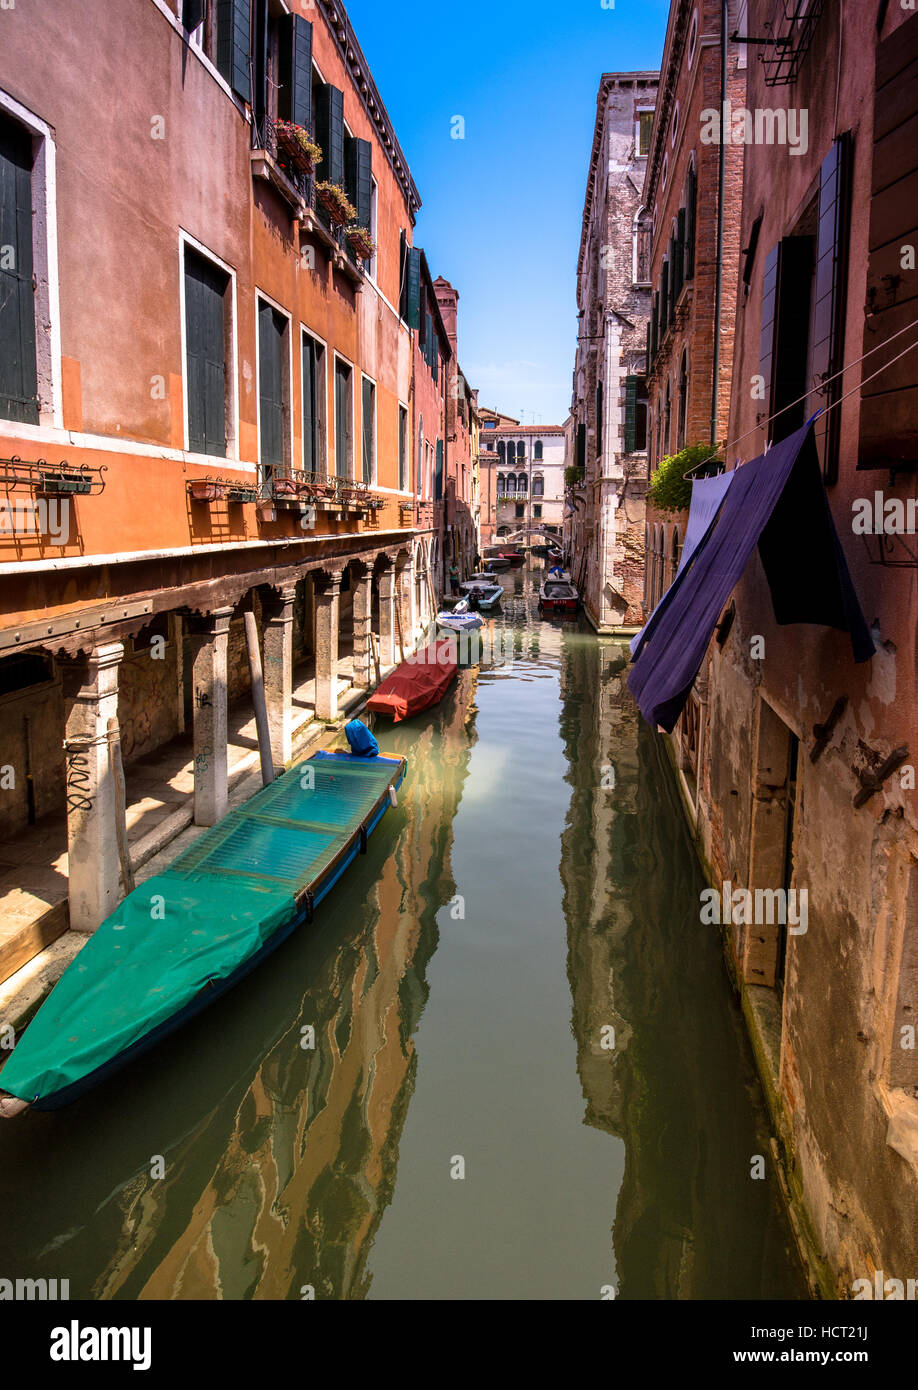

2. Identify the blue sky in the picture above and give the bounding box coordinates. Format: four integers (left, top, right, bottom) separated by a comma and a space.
344, 0, 671, 425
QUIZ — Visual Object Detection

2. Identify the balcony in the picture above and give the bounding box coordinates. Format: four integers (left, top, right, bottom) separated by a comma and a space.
250, 116, 370, 285
0, 456, 107, 498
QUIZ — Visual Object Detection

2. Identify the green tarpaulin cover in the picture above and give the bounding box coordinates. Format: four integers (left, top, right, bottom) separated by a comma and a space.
0, 753, 402, 1105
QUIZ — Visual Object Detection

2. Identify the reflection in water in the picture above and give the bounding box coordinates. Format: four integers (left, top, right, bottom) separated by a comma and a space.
0, 563, 805, 1299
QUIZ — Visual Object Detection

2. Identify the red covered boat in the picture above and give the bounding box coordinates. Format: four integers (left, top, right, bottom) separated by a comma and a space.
365, 639, 458, 722
538, 578, 580, 615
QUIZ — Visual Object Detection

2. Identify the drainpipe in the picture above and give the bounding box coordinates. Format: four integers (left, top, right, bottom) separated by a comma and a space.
711, 0, 729, 448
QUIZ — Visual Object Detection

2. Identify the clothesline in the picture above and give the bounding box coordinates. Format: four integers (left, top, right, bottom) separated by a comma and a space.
682, 316, 918, 478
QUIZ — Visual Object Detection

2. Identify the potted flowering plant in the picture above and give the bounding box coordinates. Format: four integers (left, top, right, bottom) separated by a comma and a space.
274, 120, 322, 174
316, 182, 357, 226
271, 474, 299, 501
188, 479, 225, 504
346, 225, 375, 260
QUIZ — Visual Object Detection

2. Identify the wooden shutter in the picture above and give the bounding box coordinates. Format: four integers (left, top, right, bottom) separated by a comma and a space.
435, 439, 443, 500
674, 207, 686, 303
667, 237, 676, 324
334, 358, 350, 478
277, 15, 313, 131
685, 163, 696, 280
624, 375, 638, 453
660, 261, 669, 335
0, 116, 38, 425
398, 405, 407, 491
345, 137, 372, 228
258, 299, 285, 477
361, 377, 374, 482
302, 334, 320, 474
315, 85, 344, 186
859, 10, 918, 471
811, 133, 852, 483
405, 247, 421, 330
185, 251, 227, 457
216, 0, 252, 104
759, 238, 813, 442
651, 290, 658, 360
576, 423, 586, 472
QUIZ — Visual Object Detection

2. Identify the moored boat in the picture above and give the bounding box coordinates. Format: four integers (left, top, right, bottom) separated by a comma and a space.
436, 598, 484, 632
483, 555, 512, 570
0, 749, 406, 1115
365, 640, 458, 722
467, 584, 503, 611
498, 551, 524, 567
538, 578, 579, 614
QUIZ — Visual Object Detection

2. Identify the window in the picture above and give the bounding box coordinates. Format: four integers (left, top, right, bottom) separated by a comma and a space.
624, 375, 648, 454
0, 113, 38, 424
184, 246, 230, 457
688, 8, 699, 67
498, 440, 506, 463
637, 110, 654, 155
257, 296, 290, 482
684, 160, 697, 283
758, 236, 814, 445
435, 439, 443, 500
518, 473, 528, 494
334, 355, 353, 479
398, 403, 408, 491
533, 504, 542, 519
399, 233, 421, 328
860, 13, 918, 473
368, 177, 378, 281
216, 0, 253, 103
360, 375, 376, 483
515, 503, 524, 519
302, 330, 326, 476
812, 133, 853, 483
634, 207, 652, 284
670, 102, 679, 148
506, 472, 517, 495
497, 473, 506, 496
736, 0, 749, 70
533, 474, 544, 497
344, 133, 373, 264
534, 440, 543, 460
417, 416, 424, 496
677, 350, 688, 451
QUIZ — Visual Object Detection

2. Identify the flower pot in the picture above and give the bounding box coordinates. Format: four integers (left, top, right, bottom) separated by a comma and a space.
189, 480, 224, 503
316, 183, 356, 226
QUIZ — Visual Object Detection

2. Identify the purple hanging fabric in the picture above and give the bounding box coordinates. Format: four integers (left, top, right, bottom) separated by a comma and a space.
630, 468, 736, 659
628, 422, 875, 732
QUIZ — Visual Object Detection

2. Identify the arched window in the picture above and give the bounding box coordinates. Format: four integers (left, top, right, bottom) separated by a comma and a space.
507, 472, 517, 494
677, 350, 688, 451
497, 473, 506, 496
532, 474, 544, 497
516, 441, 526, 463
534, 440, 543, 461
671, 526, 681, 578
634, 206, 652, 284
498, 440, 506, 463
518, 473, 528, 493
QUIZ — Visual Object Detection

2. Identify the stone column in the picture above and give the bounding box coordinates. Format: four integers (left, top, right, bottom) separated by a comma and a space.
190, 607, 232, 827
315, 571, 343, 721
400, 557, 417, 646
351, 570, 373, 690
377, 566, 396, 669
60, 642, 124, 933
263, 585, 296, 770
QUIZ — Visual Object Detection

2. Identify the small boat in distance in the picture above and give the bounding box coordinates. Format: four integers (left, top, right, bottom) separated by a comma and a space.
538, 578, 580, 615
437, 598, 485, 632
498, 551, 524, 567
365, 640, 458, 722
459, 571, 500, 593
0, 749, 406, 1115
467, 583, 503, 612
483, 555, 512, 570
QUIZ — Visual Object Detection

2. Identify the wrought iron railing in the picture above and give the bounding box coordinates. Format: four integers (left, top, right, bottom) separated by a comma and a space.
0, 456, 106, 497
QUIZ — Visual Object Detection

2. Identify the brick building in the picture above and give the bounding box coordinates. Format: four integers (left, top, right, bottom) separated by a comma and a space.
433, 277, 480, 581
637, 0, 918, 1294
568, 72, 658, 631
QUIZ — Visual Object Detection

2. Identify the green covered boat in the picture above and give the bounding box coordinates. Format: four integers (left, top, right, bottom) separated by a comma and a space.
0, 750, 406, 1114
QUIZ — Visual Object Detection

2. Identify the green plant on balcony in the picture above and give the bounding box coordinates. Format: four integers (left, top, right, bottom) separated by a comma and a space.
346, 225, 375, 259
275, 120, 323, 173
647, 442, 720, 512
564, 465, 584, 488
316, 182, 357, 226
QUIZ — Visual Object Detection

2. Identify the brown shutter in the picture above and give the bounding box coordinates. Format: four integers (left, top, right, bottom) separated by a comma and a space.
759, 239, 812, 442
811, 133, 853, 483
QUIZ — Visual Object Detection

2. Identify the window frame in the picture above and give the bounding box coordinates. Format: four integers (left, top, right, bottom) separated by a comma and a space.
300, 324, 328, 478
180, 231, 239, 462
332, 349, 355, 481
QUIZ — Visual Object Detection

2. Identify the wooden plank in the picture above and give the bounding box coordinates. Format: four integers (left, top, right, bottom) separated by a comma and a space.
872, 110, 918, 198
876, 12, 918, 91
0, 901, 69, 987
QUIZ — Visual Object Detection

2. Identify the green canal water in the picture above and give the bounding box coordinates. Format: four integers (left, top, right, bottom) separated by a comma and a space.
0, 566, 806, 1300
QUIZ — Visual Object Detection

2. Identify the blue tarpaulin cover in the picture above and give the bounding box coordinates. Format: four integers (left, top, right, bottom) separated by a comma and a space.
628, 423, 875, 732
630, 468, 736, 659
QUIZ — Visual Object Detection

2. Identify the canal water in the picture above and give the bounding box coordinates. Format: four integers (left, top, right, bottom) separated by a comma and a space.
0, 564, 806, 1300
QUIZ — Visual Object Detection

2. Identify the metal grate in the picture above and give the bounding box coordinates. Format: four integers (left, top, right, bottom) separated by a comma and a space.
760, 0, 826, 87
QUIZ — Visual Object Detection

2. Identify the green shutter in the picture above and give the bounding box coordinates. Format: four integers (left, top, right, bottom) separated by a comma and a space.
398, 406, 407, 491
361, 376, 374, 483
674, 208, 685, 303
345, 137, 372, 228
302, 334, 321, 474
216, 0, 252, 104
0, 116, 38, 425
759, 239, 812, 442
334, 358, 350, 478
185, 251, 227, 458
685, 163, 697, 280
660, 262, 669, 335
315, 85, 344, 187
624, 375, 638, 454
278, 15, 313, 132
406, 248, 421, 329
435, 439, 443, 500
258, 299, 285, 478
